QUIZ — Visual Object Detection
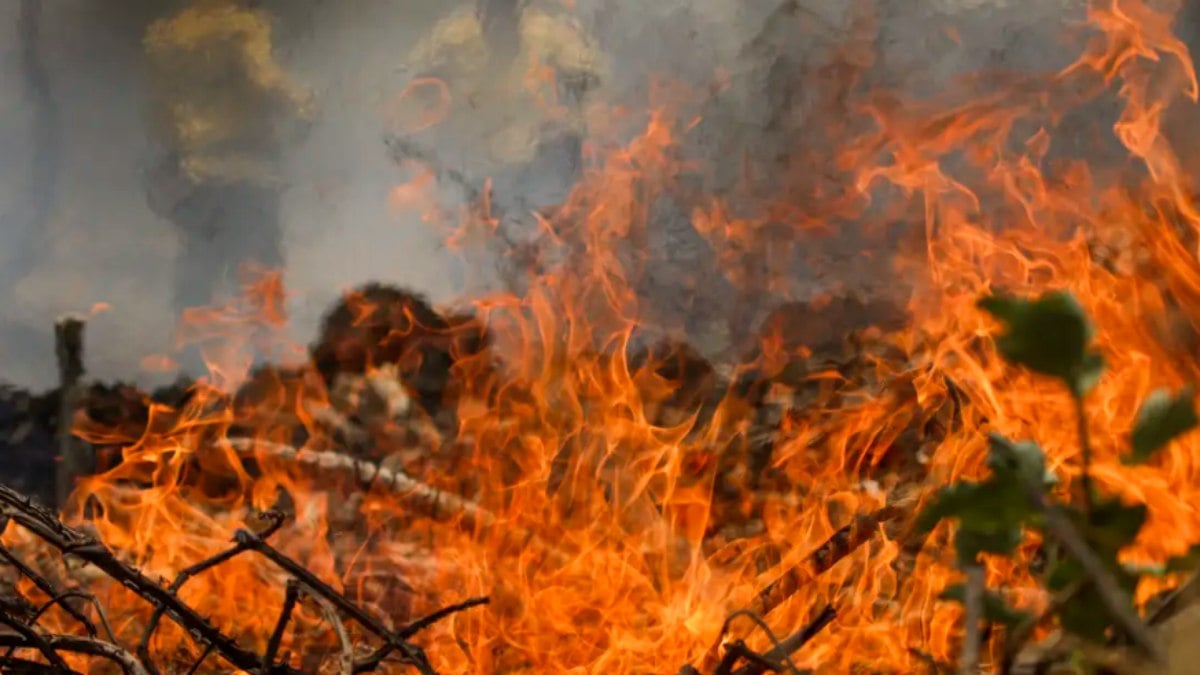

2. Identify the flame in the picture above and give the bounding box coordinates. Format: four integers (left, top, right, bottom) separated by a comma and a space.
8, 1, 1200, 673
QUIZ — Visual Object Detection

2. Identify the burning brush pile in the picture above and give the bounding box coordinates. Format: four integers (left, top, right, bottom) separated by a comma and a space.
7, 1, 1200, 673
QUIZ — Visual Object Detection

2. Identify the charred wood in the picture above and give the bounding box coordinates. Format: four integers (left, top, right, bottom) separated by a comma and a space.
53, 316, 88, 508
0, 482, 483, 674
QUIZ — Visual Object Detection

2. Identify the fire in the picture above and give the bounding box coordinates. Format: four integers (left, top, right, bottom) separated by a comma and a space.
6, 0, 1200, 672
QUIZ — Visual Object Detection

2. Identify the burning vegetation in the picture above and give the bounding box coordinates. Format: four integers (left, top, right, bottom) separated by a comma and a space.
6, 0, 1200, 673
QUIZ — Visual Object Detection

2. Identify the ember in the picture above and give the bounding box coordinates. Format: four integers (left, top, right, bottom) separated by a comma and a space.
4, 0, 1200, 673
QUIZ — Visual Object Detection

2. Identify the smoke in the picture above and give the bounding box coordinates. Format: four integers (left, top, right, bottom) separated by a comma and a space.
0, 0, 1196, 389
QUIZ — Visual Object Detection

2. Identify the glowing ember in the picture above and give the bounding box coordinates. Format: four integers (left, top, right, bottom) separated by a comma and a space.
4, 1, 1200, 673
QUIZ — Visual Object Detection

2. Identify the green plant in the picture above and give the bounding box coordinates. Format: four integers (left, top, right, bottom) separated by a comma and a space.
918, 290, 1200, 671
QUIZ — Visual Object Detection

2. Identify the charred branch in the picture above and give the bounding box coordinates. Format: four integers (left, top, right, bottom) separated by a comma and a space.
231, 526, 435, 674
0, 633, 146, 675
261, 579, 301, 673
136, 510, 288, 672
0, 481, 489, 674
749, 505, 903, 619
731, 605, 837, 675
0, 541, 98, 638
0, 484, 300, 674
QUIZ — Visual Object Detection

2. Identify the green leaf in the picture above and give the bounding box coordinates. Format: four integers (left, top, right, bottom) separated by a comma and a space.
940, 583, 1032, 628
916, 434, 1058, 566
1127, 385, 1198, 464
917, 451, 1039, 565
977, 292, 1104, 396
954, 528, 1025, 563
986, 433, 1056, 490
1084, 499, 1147, 555
1049, 555, 1139, 643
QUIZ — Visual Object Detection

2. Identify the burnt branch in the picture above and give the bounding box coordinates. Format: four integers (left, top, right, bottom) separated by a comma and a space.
399, 597, 490, 640
230, 527, 435, 674
301, 586, 354, 675
732, 605, 836, 675
0, 484, 303, 674
0, 482, 486, 673
353, 596, 491, 673
750, 505, 902, 618
182, 644, 214, 675
27, 591, 115, 643
261, 579, 301, 672
0, 542, 98, 637
0, 633, 146, 675
228, 439, 569, 565
0, 610, 70, 672
136, 509, 286, 670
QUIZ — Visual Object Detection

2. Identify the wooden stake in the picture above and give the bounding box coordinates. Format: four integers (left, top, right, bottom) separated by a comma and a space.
53, 314, 89, 507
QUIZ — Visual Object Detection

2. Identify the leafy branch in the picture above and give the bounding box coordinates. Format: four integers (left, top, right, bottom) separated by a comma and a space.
919, 290, 1199, 672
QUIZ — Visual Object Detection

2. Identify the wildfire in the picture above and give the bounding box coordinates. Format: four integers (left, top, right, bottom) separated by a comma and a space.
4, 0, 1200, 673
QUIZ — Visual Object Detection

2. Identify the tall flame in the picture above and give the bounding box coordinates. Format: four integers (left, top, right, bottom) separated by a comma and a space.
5, 0, 1200, 672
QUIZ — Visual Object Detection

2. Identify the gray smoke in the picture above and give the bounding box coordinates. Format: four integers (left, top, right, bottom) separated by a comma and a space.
0, 0, 1195, 389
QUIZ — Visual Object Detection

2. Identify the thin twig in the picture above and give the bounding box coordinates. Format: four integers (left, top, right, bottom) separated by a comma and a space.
136, 510, 286, 669
710, 609, 798, 675
300, 585, 354, 675
717, 641, 784, 674
695, 606, 834, 675
0, 484, 302, 674
732, 605, 836, 675
353, 596, 491, 673
0, 610, 70, 671
0, 632, 147, 675
0, 653, 77, 673
28, 591, 116, 642
262, 580, 301, 672
958, 564, 985, 674
398, 597, 489, 640
749, 506, 902, 618
231, 528, 435, 675
0, 545, 97, 636
183, 644, 214, 675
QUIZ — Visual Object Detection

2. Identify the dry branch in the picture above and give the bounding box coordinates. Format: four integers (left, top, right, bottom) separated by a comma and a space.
683, 504, 899, 675
731, 605, 836, 675
0, 484, 296, 674
0, 482, 488, 674
0, 633, 147, 675
227, 439, 571, 566
302, 585, 355, 675
748, 505, 903, 618
136, 509, 288, 670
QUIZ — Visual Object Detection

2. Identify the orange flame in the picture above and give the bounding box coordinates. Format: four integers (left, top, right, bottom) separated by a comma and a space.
8, 1, 1200, 673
